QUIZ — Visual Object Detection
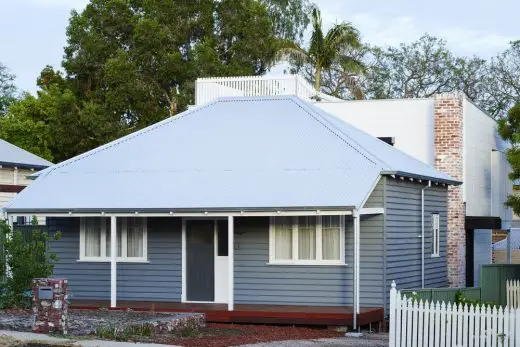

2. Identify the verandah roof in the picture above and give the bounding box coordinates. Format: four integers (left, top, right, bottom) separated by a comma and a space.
5, 96, 457, 214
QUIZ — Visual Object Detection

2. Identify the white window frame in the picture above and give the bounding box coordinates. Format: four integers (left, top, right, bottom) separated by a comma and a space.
79, 217, 148, 263
431, 213, 440, 257
268, 215, 345, 265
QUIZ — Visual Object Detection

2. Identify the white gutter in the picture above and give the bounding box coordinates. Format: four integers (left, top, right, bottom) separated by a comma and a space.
421, 181, 432, 288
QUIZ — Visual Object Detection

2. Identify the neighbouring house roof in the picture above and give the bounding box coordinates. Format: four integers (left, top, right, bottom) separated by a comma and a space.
5, 96, 458, 213
493, 228, 520, 250
0, 139, 53, 169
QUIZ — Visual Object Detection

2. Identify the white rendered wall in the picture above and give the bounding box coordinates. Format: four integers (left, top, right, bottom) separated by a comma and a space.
317, 99, 435, 166
464, 98, 512, 224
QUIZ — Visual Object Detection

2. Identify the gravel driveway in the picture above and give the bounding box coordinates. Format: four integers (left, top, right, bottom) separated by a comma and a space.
238, 334, 389, 347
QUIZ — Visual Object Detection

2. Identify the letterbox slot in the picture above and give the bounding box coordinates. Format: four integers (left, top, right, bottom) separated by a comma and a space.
38, 287, 53, 300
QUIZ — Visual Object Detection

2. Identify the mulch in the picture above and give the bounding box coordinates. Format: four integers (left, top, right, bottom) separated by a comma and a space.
156, 323, 343, 347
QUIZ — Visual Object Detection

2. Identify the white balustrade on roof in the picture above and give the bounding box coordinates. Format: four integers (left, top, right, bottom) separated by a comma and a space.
195, 75, 341, 105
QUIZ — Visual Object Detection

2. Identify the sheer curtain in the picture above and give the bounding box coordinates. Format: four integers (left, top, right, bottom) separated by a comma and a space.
127, 217, 144, 257
322, 216, 340, 260
298, 216, 316, 260
274, 217, 292, 260
106, 218, 122, 257
85, 218, 101, 257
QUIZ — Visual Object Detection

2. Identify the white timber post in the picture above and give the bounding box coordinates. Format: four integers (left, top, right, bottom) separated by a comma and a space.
228, 215, 234, 311
389, 281, 396, 347
110, 216, 117, 308
353, 209, 360, 329
181, 218, 186, 302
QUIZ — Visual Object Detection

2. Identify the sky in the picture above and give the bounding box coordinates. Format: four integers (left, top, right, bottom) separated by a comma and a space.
0, 0, 517, 94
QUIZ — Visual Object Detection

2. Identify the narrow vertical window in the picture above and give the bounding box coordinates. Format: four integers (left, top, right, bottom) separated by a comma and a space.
84, 218, 102, 257
432, 213, 440, 257
322, 216, 341, 260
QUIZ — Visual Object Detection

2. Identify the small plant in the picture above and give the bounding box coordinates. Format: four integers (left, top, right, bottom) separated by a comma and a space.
96, 323, 155, 342
454, 290, 493, 308
177, 318, 201, 338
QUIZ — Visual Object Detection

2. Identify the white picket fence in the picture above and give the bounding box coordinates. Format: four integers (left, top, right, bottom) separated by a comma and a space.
507, 280, 520, 309
389, 281, 520, 347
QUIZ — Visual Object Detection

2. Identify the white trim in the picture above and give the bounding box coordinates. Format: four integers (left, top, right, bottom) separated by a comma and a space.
359, 176, 381, 209
228, 216, 234, 311
359, 208, 385, 215
268, 215, 345, 265
353, 209, 360, 329
79, 217, 148, 262
110, 216, 117, 308
7, 210, 354, 218
76, 258, 149, 263
181, 219, 187, 303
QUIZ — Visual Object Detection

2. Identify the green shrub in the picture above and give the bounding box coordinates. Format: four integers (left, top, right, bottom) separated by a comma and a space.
0, 220, 61, 308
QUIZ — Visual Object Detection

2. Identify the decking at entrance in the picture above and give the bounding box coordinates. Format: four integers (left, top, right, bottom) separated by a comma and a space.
70, 300, 384, 326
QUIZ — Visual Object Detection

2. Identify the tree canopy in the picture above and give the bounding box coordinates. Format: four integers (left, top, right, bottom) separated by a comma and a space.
0, 63, 18, 115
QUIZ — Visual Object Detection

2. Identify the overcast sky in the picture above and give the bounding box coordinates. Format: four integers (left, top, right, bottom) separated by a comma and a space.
1, 0, 517, 93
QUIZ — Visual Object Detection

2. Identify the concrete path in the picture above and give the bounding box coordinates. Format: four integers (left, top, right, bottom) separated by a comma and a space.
0, 330, 180, 347
238, 334, 389, 347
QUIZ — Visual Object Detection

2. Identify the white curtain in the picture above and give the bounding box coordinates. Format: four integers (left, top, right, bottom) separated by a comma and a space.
127, 217, 144, 257
298, 216, 316, 260
106, 219, 122, 257
274, 217, 292, 260
85, 218, 101, 257
322, 216, 340, 260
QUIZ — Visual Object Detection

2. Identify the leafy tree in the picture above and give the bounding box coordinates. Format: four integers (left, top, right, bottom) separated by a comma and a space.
0, 63, 18, 115
283, 7, 363, 92
260, 0, 313, 42
0, 220, 61, 308
485, 41, 520, 118
498, 102, 520, 214
362, 35, 457, 99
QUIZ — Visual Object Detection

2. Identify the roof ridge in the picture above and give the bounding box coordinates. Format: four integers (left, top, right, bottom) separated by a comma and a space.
38, 99, 222, 178
286, 97, 385, 168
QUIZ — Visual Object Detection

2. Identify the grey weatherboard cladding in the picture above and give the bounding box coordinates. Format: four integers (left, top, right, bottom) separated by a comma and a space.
46, 177, 447, 310
384, 177, 448, 309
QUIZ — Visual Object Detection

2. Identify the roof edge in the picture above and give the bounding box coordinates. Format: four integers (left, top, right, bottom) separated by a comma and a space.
381, 171, 462, 186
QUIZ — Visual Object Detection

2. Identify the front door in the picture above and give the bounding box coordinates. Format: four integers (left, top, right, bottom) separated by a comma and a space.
186, 220, 215, 301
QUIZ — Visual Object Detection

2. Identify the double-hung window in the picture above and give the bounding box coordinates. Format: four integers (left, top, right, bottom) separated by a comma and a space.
431, 213, 440, 257
80, 217, 148, 262
269, 215, 344, 265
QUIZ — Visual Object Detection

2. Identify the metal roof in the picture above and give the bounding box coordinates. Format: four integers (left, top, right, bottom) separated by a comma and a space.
5, 96, 456, 213
493, 228, 520, 250
0, 139, 53, 169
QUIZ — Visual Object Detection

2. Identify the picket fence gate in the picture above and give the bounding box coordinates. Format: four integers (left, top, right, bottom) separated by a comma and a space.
389, 281, 520, 347
507, 280, 520, 309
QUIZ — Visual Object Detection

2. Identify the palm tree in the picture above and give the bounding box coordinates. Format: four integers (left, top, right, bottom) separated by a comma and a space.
279, 7, 364, 94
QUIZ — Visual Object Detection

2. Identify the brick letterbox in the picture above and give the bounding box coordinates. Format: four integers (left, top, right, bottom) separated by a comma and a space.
32, 278, 68, 334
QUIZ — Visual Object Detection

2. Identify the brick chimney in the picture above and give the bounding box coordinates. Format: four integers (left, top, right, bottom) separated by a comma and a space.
434, 92, 465, 288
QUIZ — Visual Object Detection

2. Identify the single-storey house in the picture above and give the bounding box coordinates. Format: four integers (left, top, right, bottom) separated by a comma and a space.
0, 138, 52, 225
4, 96, 459, 327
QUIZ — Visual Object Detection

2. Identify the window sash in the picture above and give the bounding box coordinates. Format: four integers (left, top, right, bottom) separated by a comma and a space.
432, 213, 440, 256
80, 217, 147, 261
270, 216, 344, 264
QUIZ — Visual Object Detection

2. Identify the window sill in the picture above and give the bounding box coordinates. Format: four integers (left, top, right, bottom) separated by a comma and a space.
431, 254, 440, 258
77, 258, 149, 263
266, 261, 348, 267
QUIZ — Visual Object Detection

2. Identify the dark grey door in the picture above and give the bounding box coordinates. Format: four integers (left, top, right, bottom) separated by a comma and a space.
186, 220, 215, 301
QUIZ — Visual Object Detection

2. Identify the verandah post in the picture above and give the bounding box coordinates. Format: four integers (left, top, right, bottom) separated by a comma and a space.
110, 215, 117, 308
228, 215, 234, 311
389, 281, 396, 347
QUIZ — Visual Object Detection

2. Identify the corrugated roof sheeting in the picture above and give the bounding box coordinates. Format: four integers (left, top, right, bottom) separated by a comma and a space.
6, 96, 455, 212
0, 139, 53, 168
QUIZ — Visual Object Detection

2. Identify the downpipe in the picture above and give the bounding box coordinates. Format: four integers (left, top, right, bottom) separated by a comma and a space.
421, 181, 432, 289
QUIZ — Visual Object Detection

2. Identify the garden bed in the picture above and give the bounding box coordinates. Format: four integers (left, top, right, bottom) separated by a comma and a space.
0, 309, 344, 346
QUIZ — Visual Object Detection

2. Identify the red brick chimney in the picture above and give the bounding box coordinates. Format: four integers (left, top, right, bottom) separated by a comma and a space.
434, 92, 466, 288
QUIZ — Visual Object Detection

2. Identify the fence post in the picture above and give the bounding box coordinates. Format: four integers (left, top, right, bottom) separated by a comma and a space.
389, 281, 396, 347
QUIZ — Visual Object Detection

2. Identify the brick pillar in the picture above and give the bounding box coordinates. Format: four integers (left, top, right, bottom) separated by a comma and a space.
434, 92, 465, 288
